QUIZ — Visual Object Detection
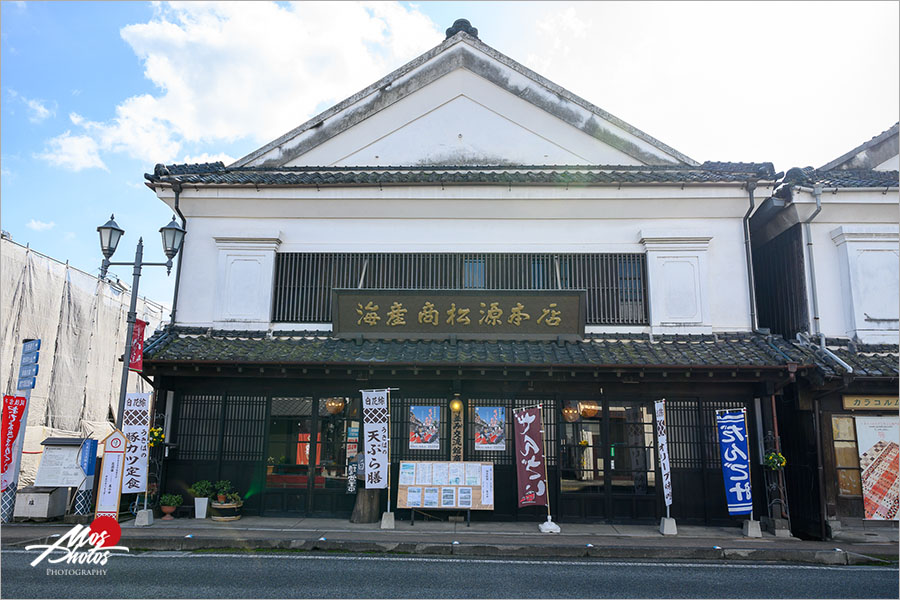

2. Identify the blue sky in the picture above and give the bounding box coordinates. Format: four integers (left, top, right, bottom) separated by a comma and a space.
2, 1, 898, 307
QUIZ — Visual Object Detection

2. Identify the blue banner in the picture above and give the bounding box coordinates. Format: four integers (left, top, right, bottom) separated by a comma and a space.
79, 439, 98, 477
716, 409, 752, 515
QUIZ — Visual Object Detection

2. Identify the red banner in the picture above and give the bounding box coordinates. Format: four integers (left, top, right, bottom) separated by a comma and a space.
514, 407, 548, 507
128, 319, 147, 373
1, 395, 28, 492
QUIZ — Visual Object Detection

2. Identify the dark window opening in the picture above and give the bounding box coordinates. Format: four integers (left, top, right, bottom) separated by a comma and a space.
272, 252, 648, 325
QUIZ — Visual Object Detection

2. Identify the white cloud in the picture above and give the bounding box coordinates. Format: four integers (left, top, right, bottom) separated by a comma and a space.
24, 98, 53, 122
52, 1, 442, 165
8, 89, 55, 123
74, 95, 182, 163
35, 131, 107, 171
26, 219, 56, 232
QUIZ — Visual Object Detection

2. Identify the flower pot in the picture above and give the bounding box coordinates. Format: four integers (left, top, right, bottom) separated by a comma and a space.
217, 494, 227, 503
160, 505, 177, 520
267, 465, 274, 475
194, 497, 209, 519
210, 501, 243, 522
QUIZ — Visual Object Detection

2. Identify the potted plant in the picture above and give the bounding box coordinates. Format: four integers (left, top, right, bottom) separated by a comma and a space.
188, 480, 214, 519
214, 480, 232, 503
159, 493, 183, 520
210, 489, 244, 522
267, 456, 275, 475
764, 451, 787, 470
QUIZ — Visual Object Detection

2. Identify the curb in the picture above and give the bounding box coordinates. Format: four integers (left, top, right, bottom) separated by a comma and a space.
0, 535, 872, 566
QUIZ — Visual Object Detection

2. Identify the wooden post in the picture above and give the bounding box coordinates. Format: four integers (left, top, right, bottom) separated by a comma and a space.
350, 488, 381, 523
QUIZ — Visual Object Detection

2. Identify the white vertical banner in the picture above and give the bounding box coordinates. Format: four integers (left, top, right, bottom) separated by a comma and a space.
121, 392, 151, 494
362, 389, 389, 489
96, 430, 128, 519
655, 399, 673, 507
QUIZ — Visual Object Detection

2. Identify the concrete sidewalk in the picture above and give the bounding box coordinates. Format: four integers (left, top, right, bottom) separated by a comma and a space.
3, 516, 897, 566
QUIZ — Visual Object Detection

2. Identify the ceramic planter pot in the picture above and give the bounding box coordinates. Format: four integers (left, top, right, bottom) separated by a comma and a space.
210, 501, 243, 522
160, 505, 177, 520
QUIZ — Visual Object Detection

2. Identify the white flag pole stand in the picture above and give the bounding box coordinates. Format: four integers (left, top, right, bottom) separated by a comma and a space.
536, 404, 560, 534
739, 408, 761, 538
656, 398, 677, 536
380, 388, 398, 530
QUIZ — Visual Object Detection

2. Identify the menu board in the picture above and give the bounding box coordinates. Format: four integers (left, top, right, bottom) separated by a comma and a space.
397, 461, 494, 510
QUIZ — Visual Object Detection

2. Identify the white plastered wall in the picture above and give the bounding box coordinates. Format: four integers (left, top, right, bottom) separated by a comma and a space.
163, 185, 757, 334
793, 189, 900, 344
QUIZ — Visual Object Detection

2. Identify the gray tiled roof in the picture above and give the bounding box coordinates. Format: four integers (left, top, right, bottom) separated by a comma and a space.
145, 162, 778, 187
818, 339, 900, 378
781, 166, 899, 189
142, 328, 898, 382
143, 328, 804, 370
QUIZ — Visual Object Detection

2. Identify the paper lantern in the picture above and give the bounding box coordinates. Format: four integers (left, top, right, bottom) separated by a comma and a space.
325, 397, 346, 415
562, 405, 580, 422
579, 402, 599, 418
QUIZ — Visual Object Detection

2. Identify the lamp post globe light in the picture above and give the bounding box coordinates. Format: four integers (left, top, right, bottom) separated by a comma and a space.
97, 214, 185, 429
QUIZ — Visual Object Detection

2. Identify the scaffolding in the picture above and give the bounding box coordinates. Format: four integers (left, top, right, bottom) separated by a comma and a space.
1, 237, 168, 487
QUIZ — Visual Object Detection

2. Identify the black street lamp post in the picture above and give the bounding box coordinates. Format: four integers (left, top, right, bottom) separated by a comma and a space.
97, 214, 185, 429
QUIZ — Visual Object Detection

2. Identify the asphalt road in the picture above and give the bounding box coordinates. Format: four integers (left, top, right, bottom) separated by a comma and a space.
2, 550, 898, 599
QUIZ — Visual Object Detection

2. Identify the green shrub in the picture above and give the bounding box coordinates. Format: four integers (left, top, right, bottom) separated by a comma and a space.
188, 480, 214, 498
159, 493, 183, 507
214, 480, 233, 495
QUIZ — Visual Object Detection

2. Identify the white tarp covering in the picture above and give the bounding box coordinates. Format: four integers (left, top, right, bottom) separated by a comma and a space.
1, 238, 167, 488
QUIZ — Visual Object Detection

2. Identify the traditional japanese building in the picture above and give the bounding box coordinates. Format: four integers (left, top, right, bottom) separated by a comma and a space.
142, 20, 813, 525
751, 124, 899, 539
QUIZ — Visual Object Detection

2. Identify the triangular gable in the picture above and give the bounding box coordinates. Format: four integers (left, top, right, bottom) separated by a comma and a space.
819, 123, 899, 172
233, 29, 697, 169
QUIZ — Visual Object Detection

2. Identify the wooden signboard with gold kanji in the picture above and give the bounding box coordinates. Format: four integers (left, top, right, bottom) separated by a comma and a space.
396, 461, 494, 511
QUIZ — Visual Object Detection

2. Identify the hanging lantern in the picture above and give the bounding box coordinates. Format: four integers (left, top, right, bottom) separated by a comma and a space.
562, 405, 580, 423
325, 397, 346, 415
579, 402, 599, 418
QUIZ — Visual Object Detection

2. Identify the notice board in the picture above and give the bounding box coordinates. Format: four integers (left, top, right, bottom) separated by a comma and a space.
396, 461, 494, 511
34, 445, 85, 488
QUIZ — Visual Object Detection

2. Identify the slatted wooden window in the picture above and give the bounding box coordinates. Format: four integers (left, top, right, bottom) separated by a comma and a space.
222, 395, 266, 461
753, 224, 809, 339
666, 399, 747, 469
272, 253, 648, 325
176, 394, 222, 461
176, 393, 265, 462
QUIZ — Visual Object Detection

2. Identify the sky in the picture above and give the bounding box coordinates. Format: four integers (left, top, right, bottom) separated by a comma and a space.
2, 1, 898, 307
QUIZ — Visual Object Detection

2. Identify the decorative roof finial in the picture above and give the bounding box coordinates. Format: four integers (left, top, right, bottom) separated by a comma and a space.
445, 19, 478, 40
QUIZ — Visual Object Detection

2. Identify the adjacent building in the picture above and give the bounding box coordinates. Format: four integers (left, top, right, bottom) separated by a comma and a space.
751, 124, 899, 538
